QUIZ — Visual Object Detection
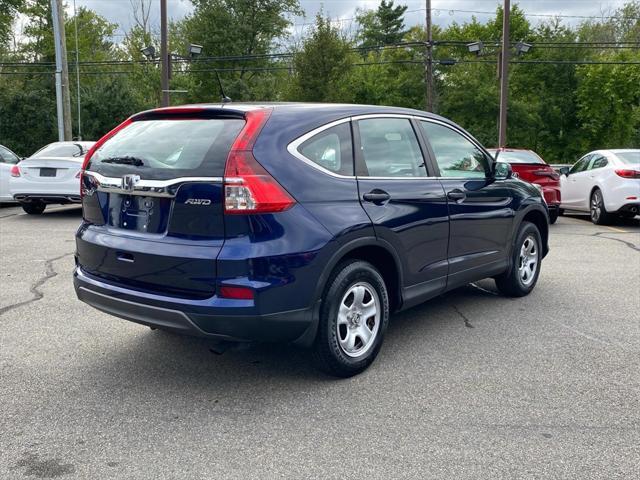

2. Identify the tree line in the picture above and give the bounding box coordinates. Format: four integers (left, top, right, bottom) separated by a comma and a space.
1, 0, 638, 163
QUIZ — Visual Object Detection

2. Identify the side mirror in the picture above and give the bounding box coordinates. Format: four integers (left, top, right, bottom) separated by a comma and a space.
559, 166, 570, 176
494, 161, 513, 180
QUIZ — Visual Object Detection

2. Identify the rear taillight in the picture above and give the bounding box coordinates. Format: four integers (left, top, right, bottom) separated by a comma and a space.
615, 169, 640, 179
223, 109, 295, 214
10, 165, 20, 177
533, 169, 559, 180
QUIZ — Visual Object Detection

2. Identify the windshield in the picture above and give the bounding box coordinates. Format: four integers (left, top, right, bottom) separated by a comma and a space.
488, 150, 545, 164
88, 118, 244, 180
616, 151, 640, 164
32, 143, 91, 158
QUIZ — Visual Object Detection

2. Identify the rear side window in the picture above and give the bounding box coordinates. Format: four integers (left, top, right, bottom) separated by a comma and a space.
88, 118, 244, 180
357, 118, 427, 177
0, 145, 19, 164
299, 123, 353, 175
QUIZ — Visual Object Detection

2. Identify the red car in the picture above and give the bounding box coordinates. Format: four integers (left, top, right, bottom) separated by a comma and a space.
488, 148, 561, 224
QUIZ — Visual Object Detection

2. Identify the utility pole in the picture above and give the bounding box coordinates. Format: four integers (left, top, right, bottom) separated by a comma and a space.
51, 0, 72, 140
424, 0, 434, 112
498, 0, 510, 147
160, 0, 170, 107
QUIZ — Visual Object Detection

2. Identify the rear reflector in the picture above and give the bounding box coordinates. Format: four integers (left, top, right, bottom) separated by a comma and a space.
10, 165, 20, 177
224, 109, 295, 214
627, 196, 638, 200
615, 169, 640, 179
219, 285, 254, 300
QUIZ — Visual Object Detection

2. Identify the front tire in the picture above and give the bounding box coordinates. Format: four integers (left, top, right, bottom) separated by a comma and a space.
590, 189, 612, 225
313, 260, 389, 377
21, 201, 46, 215
495, 221, 542, 297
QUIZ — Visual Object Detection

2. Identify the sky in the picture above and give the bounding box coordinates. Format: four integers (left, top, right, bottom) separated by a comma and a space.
57, 0, 631, 40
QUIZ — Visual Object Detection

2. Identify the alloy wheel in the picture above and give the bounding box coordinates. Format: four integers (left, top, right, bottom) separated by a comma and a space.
518, 235, 538, 286
336, 282, 381, 358
591, 191, 602, 222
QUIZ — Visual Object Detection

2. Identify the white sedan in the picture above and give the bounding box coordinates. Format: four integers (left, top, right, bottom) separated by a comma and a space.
559, 149, 639, 224
0, 144, 22, 203
10, 141, 94, 215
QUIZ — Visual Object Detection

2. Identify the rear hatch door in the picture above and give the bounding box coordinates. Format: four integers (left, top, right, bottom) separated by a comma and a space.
78, 109, 245, 299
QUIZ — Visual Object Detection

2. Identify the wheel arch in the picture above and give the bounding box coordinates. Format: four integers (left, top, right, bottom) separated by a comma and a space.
519, 206, 549, 258
314, 238, 403, 313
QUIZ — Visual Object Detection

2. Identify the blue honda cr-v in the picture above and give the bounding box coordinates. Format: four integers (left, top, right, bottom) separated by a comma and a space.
74, 103, 549, 376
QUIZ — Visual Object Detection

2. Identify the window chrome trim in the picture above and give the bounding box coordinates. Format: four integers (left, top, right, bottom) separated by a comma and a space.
287, 117, 354, 179
287, 113, 491, 181
83, 171, 223, 198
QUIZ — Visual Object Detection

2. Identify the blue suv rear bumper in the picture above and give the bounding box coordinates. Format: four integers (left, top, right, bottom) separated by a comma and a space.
74, 267, 317, 343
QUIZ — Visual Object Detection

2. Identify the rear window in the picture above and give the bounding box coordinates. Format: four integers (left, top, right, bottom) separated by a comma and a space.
616, 151, 640, 164
33, 143, 89, 158
88, 118, 244, 180
489, 150, 545, 164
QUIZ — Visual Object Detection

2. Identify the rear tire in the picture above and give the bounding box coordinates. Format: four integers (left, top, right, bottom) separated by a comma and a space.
495, 221, 542, 297
548, 209, 559, 224
590, 189, 612, 225
313, 260, 389, 377
21, 202, 46, 215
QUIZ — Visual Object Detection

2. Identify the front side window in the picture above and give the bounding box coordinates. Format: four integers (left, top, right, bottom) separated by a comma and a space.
589, 156, 608, 170
420, 121, 490, 178
570, 155, 591, 174
357, 118, 426, 177
298, 123, 353, 175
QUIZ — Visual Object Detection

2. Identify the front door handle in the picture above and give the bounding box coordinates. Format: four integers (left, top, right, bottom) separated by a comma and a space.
363, 190, 391, 204
447, 189, 466, 202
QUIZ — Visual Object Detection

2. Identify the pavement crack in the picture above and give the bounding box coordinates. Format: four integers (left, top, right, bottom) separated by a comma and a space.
591, 232, 640, 252
451, 304, 475, 328
0, 252, 74, 316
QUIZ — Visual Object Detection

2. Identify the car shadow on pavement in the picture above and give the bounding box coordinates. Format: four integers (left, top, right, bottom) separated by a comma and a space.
12, 205, 82, 220
73, 281, 503, 398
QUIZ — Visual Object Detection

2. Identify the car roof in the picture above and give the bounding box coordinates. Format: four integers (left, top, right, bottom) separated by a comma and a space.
141, 102, 448, 121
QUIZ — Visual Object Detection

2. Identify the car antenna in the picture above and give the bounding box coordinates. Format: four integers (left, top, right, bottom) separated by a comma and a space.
214, 70, 232, 104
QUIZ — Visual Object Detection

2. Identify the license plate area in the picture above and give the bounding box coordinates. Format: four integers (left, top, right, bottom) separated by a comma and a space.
40, 168, 57, 177
107, 194, 171, 233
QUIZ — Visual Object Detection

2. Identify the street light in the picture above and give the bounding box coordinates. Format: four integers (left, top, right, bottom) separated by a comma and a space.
188, 43, 203, 58
515, 41, 533, 55
466, 41, 484, 55
140, 45, 156, 59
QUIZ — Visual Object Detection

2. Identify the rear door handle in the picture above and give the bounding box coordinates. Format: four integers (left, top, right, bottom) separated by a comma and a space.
363, 190, 391, 204
447, 189, 466, 202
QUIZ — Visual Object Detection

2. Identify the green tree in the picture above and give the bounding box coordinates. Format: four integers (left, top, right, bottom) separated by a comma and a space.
288, 14, 355, 102
0, 0, 23, 54
176, 0, 301, 102
356, 0, 408, 48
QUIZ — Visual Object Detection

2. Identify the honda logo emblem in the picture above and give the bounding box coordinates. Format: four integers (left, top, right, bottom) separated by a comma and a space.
121, 174, 140, 191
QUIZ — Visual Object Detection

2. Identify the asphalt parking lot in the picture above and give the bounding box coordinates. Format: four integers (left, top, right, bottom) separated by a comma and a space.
0, 205, 639, 479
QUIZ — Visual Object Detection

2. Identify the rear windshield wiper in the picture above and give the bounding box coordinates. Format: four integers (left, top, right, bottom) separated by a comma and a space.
101, 156, 146, 167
